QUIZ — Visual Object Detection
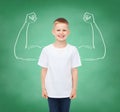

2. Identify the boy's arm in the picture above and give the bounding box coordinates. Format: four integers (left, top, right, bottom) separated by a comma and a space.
70, 68, 78, 99
41, 67, 48, 99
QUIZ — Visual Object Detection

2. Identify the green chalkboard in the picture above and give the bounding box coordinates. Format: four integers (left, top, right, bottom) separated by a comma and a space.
0, 0, 120, 112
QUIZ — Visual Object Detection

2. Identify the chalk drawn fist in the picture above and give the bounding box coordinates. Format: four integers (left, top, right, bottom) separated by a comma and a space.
25, 12, 37, 24
83, 12, 95, 24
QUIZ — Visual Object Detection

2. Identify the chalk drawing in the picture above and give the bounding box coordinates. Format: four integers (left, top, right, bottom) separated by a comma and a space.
14, 11, 106, 62
14, 12, 41, 61
78, 12, 106, 61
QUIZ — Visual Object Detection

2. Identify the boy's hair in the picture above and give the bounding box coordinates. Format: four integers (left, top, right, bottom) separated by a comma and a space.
53, 18, 69, 25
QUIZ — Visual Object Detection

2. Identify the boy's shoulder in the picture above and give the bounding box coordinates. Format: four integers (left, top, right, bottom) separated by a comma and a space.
68, 44, 76, 48
43, 44, 52, 49
68, 44, 78, 50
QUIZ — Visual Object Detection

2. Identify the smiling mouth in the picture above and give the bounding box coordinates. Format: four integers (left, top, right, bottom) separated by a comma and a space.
58, 35, 65, 38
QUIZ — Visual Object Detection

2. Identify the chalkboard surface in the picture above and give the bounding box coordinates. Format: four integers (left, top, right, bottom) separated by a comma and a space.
0, 0, 120, 112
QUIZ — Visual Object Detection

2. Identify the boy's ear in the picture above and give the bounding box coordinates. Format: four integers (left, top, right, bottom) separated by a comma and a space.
68, 29, 70, 35
69, 30, 70, 34
52, 29, 55, 35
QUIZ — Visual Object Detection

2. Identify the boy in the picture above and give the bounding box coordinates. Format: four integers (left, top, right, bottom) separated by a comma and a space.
38, 18, 82, 112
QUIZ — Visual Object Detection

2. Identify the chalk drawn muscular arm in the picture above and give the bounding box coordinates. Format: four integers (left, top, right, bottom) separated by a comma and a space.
79, 12, 106, 61
14, 12, 40, 61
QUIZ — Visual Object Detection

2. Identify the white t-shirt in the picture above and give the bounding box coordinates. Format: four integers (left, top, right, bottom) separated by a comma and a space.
38, 44, 82, 98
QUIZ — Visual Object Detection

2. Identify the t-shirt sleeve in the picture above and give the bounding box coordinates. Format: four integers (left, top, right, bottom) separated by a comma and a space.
38, 48, 48, 68
71, 47, 82, 68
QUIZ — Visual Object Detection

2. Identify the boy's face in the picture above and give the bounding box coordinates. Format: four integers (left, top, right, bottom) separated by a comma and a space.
52, 23, 70, 42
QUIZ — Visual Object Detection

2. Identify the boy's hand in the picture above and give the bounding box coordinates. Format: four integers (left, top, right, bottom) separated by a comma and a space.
83, 12, 95, 24
70, 89, 76, 99
25, 12, 37, 24
42, 88, 48, 99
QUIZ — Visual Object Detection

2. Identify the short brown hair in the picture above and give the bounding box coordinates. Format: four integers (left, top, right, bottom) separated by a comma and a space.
53, 18, 69, 25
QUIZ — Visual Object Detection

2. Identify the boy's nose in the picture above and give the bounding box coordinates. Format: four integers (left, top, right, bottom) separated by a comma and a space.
60, 31, 64, 34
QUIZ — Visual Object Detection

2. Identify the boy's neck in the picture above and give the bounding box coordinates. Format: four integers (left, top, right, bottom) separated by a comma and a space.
53, 41, 67, 48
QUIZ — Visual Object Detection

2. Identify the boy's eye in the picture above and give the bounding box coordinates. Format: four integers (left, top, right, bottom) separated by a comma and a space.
56, 29, 67, 32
